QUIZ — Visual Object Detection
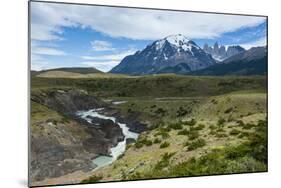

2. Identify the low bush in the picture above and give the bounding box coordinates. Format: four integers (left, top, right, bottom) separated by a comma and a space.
243, 123, 255, 130
169, 122, 183, 130
218, 118, 226, 127
224, 107, 233, 114
215, 133, 227, 138
160, 141, 170, 148
81, 175, 103, 183
184, 119, 197, 126
229, 129, 241, 136
153, 138, 161, 144
135, 137, 153, 148
188, 131, 199, 140
236, 120, 245, 127
178, 129, 190, 135
187, 138, 206, 151
154, 152, 175, 170
192, 124, 205, 131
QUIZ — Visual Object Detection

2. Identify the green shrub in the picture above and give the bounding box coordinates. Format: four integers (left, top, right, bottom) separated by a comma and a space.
188, 131, 199, 140
169, 122, 183, 130
160, 141, 170, 148
81, 175, 103, 183
135, 137, 153, 148
192, 124, 205, 131
154, 152, 175, 170
117, 153, 125, 160
155, 130, 170, 139
184, 119, 197, 126
209, 130, 216, 135
215, 133, 227, 138
176, 106, 189, 117
224, 107, 233, 114
229, 129, 241, 136
218, 118, 226, 127
209, 125, 216, 130
243, 123, 255, 130
187, 139, 206, 151
238, 132, 250, 138
153, 138, 161, 144
178, 129, 190, 135
236, 120, 245, 126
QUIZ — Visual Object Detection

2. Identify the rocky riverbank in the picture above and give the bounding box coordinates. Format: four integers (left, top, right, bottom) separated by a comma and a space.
30, 89, 137, 183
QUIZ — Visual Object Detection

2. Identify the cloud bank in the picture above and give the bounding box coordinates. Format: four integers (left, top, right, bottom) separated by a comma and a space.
31, 2, 266, 41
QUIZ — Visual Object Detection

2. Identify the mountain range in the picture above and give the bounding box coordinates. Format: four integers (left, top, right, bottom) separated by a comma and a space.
110, 34, 267, 76
190, 47, 267, 76
203, 42, 245, 61
110, 34, 216, 75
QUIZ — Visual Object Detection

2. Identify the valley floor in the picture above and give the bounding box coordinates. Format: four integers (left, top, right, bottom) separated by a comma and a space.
30, 75, 267, 186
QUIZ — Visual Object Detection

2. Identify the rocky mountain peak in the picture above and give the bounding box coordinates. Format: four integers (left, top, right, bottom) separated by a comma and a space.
110, 34, 216, 75
203, 42, 245, 61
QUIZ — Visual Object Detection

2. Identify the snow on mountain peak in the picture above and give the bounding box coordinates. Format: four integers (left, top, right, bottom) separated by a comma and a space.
155, 34, 199, 52
165, 34, 190, 46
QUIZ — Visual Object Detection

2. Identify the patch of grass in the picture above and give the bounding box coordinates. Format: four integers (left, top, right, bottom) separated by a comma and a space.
128, 123, 267, 180
160, 141, 170, 149
187, 138, 206, 151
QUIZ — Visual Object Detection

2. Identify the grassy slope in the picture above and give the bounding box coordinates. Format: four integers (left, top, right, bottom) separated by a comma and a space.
82, 91, 267, 182
36, 71, 131, 79
32, 74, 266, 97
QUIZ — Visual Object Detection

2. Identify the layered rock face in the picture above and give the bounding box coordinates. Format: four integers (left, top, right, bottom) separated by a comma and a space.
30, 89, 125, 182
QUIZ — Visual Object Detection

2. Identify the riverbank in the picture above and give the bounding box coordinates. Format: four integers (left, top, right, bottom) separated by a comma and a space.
76, 108, 139, 170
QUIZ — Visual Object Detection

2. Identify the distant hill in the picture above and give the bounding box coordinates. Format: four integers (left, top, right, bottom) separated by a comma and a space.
37, 67, 102, 74
30, 67, 132, 78
189, 47, 267, 76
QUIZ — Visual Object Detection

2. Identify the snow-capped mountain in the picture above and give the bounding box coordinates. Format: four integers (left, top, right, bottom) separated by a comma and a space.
110, 34, 216, 75
203, 42, 245, 62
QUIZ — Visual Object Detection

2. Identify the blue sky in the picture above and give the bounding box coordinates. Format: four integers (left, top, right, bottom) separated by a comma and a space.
31, 2, 267, 72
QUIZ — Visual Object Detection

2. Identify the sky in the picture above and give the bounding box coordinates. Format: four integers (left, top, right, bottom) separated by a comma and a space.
30, 1, 267, 72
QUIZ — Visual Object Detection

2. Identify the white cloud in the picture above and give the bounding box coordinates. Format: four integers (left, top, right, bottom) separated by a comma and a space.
31, 2, 266, 41
80, 50, 136, 72
32, 46, 67, 56
81, 50, 135, 61
80, 61, 120, 72
31, 41, 66, 70
91, 40, 115, 51
239, 37, 267, 50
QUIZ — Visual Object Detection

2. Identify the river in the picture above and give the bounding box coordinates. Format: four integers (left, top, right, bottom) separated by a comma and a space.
76, 108, 139, 170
